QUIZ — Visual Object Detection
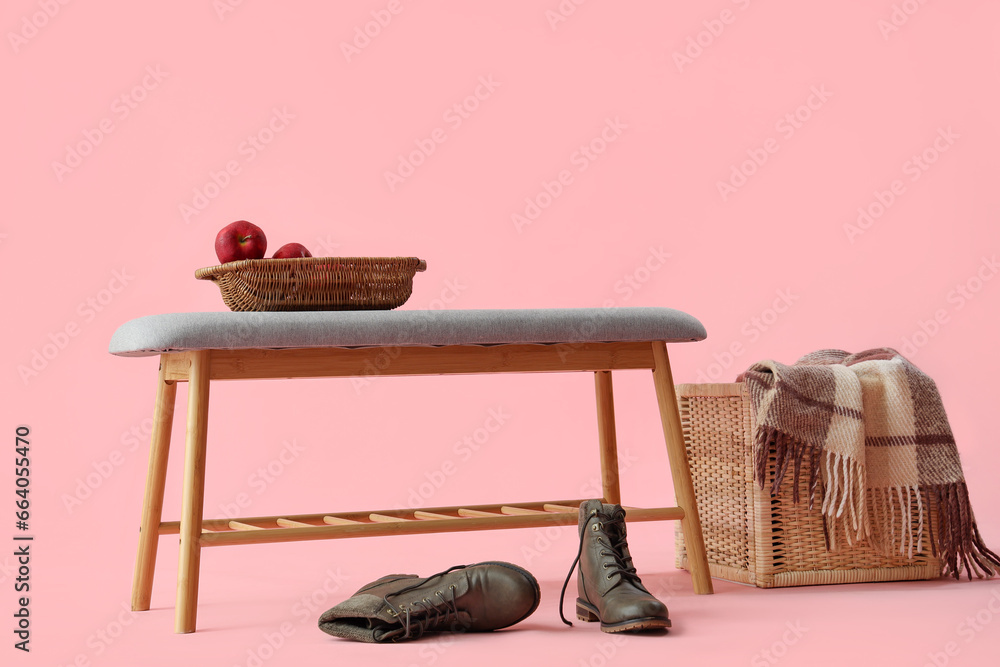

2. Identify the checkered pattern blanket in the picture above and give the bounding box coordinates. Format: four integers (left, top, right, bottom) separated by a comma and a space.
740, 348, 999, 579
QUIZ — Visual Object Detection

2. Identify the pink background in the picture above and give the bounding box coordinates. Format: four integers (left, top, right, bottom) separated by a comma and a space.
5, 1, 1000, 665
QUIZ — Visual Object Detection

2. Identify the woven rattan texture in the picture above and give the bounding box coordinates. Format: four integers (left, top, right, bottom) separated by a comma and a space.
675, 383, 941, 587
195, 256, 425, 311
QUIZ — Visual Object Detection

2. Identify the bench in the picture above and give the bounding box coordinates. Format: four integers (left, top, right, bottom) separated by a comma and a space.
109, 307, 714, 633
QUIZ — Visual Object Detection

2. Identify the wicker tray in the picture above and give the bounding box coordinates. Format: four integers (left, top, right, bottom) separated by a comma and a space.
674, 383, 941, 587
195, 257, 426, 312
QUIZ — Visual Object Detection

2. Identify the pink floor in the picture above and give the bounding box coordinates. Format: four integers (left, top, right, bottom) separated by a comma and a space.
35, 518, 1000, 666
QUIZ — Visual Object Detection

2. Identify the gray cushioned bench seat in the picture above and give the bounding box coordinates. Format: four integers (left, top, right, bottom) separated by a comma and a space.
109, 307, 706, 357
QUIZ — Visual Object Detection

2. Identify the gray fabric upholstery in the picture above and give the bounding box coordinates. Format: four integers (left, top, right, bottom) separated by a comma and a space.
108, 308, 706, 357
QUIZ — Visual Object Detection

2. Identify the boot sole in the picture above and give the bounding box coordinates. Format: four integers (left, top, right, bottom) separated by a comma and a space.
576, 598, 671, 633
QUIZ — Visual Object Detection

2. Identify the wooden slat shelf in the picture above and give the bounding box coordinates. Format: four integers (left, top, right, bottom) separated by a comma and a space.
158, 498, 593, 534
543, 503, 580, 512
227, 521, 264, 531
155, 501, 685, 547
457, 508, 501, 518
413, 511, 459, 520
323, 515, 362, 526
500, 506, 547, 515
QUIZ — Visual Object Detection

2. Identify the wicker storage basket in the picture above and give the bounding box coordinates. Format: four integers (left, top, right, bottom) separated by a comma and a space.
195, 257, 426, 312
674, 383, 941, 587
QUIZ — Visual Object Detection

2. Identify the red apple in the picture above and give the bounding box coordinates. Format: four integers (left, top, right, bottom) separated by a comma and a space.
215, 221, 267, 263
273, 243, 312, 259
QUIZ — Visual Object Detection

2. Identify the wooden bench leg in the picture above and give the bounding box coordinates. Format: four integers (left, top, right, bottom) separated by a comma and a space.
131, 359, 177, 611
651, 342, 714, 594
595, 370, 621, 505
176, 350, 211, 633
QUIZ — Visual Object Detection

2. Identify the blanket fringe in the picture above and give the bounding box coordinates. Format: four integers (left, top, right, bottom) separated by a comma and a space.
867, 485, 923, 560
753, 425, 821, 506
755, 428, 1000, 577
924, 483, 1000, 580
755, 426, 868, 548
819, 451, 868, 549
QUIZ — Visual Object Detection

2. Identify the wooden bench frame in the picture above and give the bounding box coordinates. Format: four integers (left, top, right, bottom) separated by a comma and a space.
129, 340, 713, 633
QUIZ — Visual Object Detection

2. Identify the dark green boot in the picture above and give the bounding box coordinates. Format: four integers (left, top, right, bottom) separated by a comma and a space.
319, 561, 540, 642
559, 500, 671, 632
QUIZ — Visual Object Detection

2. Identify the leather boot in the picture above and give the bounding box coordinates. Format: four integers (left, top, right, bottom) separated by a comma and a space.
318, 561, 540, 642
559, 500, 671, 632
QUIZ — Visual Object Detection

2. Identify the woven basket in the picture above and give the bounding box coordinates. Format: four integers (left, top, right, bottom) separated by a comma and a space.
195, 257, 426, 312
674, 383, 941, 587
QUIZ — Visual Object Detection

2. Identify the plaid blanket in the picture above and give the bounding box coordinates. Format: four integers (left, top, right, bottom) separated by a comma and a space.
739, 348, 999, 580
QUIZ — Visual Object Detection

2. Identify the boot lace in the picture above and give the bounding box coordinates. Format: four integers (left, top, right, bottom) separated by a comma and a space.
383, 565, 469, 640
559, 506, 645, 626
